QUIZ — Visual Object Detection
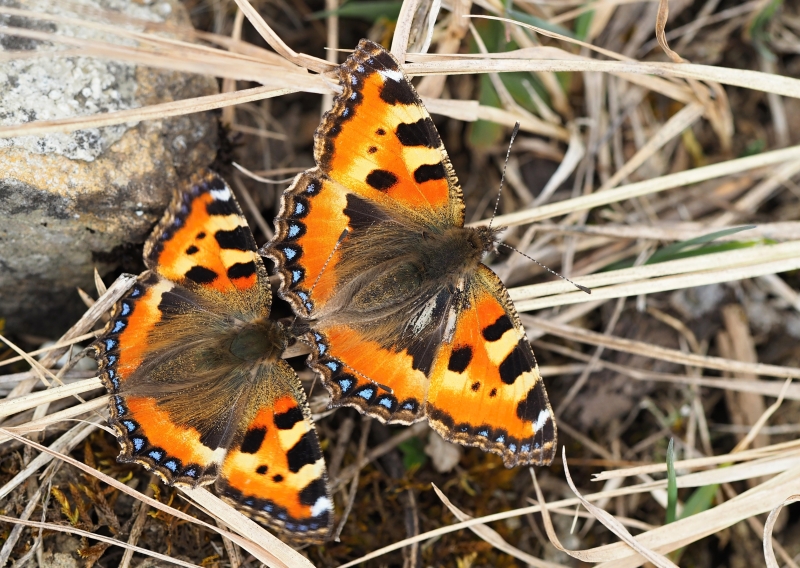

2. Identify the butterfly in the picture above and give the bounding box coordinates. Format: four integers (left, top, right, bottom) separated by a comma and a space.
93, 171, 333, 542
265, 39, 557, 467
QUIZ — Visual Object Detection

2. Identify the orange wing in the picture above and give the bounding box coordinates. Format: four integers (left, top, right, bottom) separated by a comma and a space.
144, 170, 265, 302
307, 324, 427, 424
216, 369, 332, 541
266, 39, 464, 316
315, 39, 464, 225
95, 273, 222, 486
266, 172, 347, 317
426, 266, 557, 467
94, 171, 333, 542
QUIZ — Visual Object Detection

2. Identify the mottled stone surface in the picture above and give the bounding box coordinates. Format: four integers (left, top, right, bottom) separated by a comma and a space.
0, 0, 219, 336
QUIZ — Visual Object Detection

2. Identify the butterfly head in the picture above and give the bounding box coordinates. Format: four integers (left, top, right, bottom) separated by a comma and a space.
469, 225, 505, 257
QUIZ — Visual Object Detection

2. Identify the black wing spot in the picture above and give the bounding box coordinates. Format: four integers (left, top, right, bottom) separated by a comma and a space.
185, 245, 199, 255
344, 194, 389, 231
196, 232, 206, 239
448, 346, 473, 373
516, 385, 548, 422
256, 465, 268, 475
215, 226, 251, 251
395, 118, 436, 148
368, 146, 378, 154
227, 261, 256, 280
274, 406, 304, 430
380, 76, 416, 105
206, 199, 238, 216
240, 427, 267, 454
286, 432, 322, 473
272, 474, 284, 483
499, 341, 532, 385
414, 163, 446, 183
366, 169, 398, 191
470, 381, 481, 392
483, 315, 514, 341
185, 266, 217, 284
376, 128, 386, 135
489, 388, 497, 397
299, 477, 328, 506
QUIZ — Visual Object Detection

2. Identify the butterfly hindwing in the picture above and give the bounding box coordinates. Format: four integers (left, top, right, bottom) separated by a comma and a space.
308, 325, 427, 424
95, 171, 333, 542
97, 272, 220, 486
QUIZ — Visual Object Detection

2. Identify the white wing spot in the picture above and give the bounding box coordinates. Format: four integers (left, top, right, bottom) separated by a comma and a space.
311, 496, 333, 517
209, 187, 231, 201
378, 69, 403, 83
534, 409, 551, 433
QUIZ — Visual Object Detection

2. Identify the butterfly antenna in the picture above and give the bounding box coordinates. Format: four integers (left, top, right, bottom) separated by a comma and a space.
488, 122, 521, 230
289, 228, 350, 328
285, 230, 392, 394
307, 228, 349, 304
498, 242, 591, 294
294, 332, 392, 394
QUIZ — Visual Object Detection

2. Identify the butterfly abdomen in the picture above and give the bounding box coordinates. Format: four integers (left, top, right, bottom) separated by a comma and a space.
229, 319, 288, 362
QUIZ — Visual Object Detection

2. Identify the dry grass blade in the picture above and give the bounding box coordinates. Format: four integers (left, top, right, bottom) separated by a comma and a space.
0, 515, 202, 568
402, 58, 800, 99
764, 495, 800, 568
432, 484, 563, 568
0, 377, 101, 420
732, 378, 792, 453
596, 102, 704, 192
0, 332, 96, 368
594, 439, 800, 481
516, 255, 800, 310
511, 241, 800, 300
532, 460, 678, 567
655, 0, 686, 63
473, 144, 800, 228
390, 0, 421, 60
0, 397, 106, 444
0, 86, 298, 139
0, 421, 99, 501
525, 316, 800, 379
230, 0, 330, 72
0, 428, 310, 568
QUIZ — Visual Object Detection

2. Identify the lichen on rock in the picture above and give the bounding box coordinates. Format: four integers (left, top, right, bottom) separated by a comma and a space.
0, 0, 220, 335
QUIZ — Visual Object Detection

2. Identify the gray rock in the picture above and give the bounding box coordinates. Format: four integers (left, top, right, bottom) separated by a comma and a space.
0, 0, 219, 336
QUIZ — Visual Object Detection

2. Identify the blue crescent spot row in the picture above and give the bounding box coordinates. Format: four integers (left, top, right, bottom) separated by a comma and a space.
95, 281, 146, 393
426, 404, 544, 458
109, 394, 209, 482
217, 476, 331, 535
311, 331, 420, 418
272, 174, 325, 314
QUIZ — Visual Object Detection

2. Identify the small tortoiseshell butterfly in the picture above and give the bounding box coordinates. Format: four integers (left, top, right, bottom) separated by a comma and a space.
93, 171, 333, 542
266, 40, 557, 467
